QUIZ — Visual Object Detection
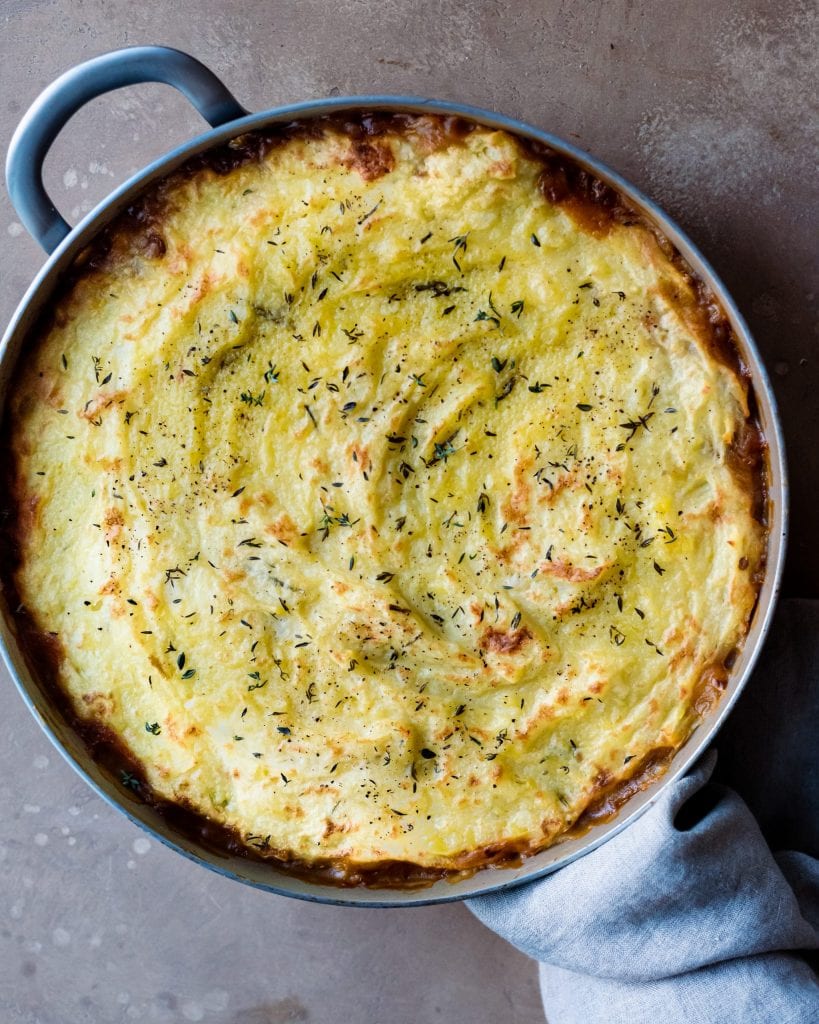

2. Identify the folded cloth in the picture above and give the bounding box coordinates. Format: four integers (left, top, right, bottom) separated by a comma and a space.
468, 599, 819, 1024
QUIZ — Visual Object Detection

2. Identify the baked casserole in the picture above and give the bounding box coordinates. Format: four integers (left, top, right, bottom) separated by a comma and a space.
2, 115, 767, 885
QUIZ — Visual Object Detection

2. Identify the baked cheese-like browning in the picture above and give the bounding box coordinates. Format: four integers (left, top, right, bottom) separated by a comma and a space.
7, 117, 766, 882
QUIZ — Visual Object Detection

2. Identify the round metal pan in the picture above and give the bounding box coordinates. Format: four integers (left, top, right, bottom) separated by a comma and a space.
0, 46, 788, 907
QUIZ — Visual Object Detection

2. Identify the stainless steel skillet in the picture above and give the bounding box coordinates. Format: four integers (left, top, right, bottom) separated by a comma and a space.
0, 45, 787, 907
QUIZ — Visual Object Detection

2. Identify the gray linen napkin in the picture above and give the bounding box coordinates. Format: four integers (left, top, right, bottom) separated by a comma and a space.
468, 599, 819, 1023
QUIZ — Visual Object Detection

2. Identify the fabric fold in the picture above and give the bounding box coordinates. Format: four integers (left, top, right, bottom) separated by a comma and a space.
468, 752, 818, 984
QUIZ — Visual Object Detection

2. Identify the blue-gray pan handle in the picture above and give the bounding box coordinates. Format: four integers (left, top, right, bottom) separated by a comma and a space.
5, 46, 247, 254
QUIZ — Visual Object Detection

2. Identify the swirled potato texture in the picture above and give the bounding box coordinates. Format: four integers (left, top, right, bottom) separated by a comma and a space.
9, 120, 764, 878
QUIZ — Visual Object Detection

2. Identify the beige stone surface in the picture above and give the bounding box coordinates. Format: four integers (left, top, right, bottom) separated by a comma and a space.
0, 1, 815, 1021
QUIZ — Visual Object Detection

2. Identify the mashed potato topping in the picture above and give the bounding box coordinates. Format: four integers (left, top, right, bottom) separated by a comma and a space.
7, 118, 765, 880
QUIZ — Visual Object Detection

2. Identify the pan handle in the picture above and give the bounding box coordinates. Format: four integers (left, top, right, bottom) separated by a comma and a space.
5, 46, 248, 254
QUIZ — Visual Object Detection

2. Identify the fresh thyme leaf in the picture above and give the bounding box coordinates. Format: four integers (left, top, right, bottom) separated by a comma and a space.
495, 376, 516, 405
357, 201, 381, 225
610, 625, 626, 646
475, 310, 500, 327
432, 439, 458, 463
448, 233, 468, 271
619, 411, 654, 440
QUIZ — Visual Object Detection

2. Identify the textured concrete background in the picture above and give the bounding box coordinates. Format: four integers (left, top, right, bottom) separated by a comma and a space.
0, 1, 815, 1022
